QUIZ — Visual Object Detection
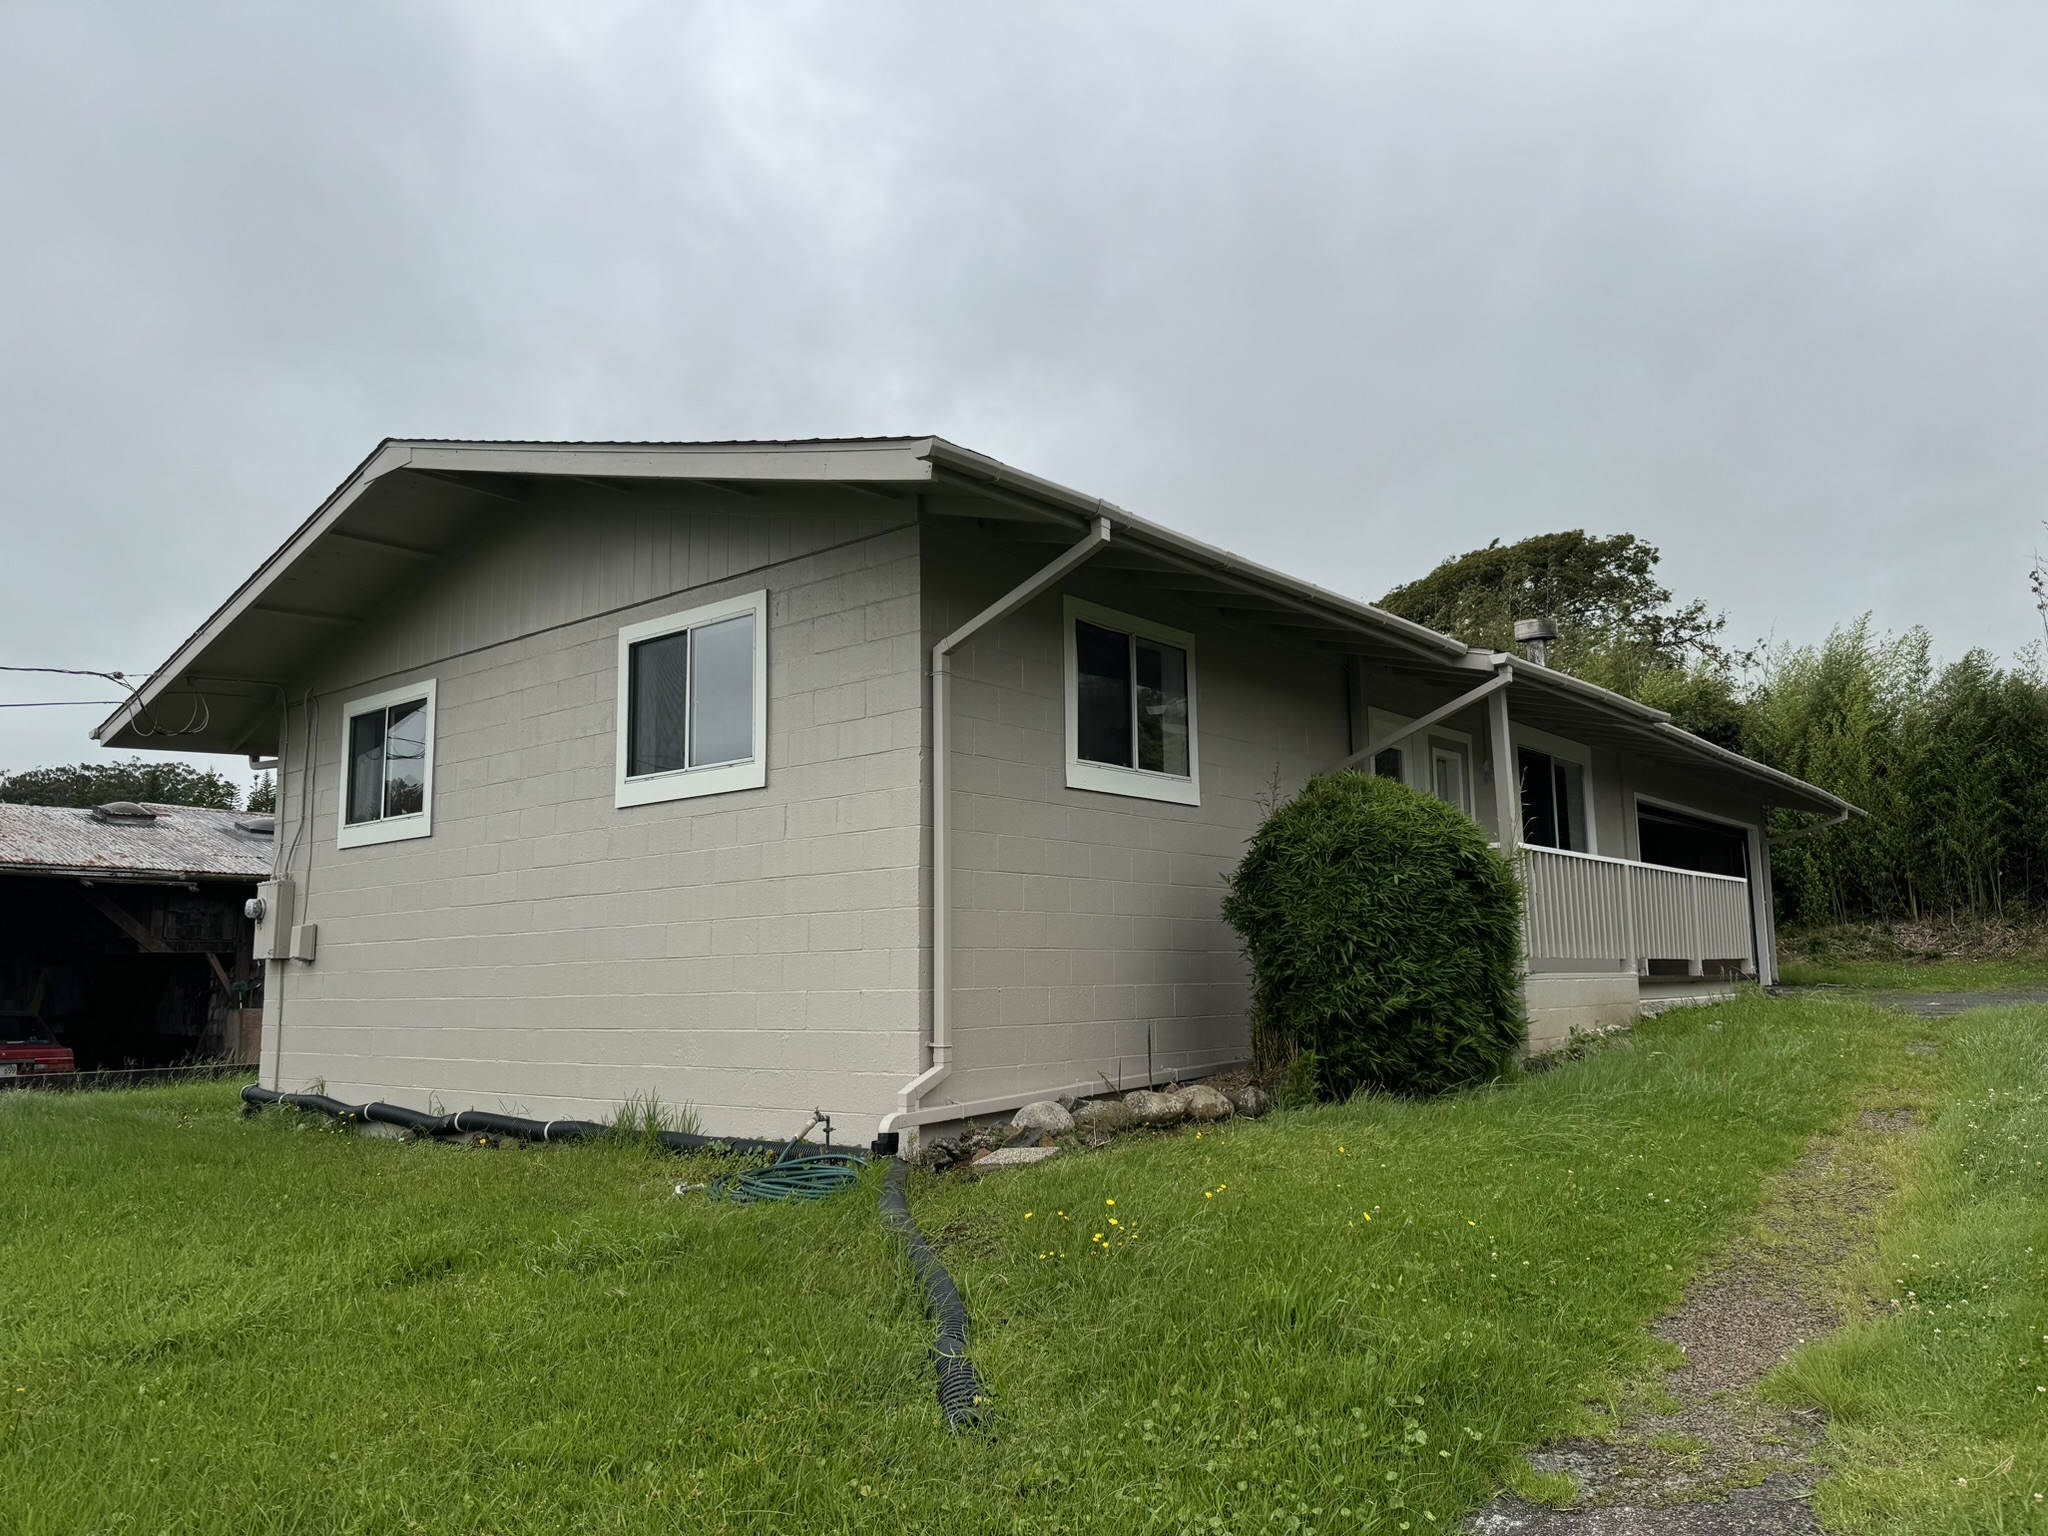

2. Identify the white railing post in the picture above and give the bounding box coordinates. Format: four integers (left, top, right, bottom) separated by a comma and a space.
1688, 877, 1704, 978
1623, 859, 1638, 974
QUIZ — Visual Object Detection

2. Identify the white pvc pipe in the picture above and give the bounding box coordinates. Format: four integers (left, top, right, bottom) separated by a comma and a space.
880, 515, 1112, 1139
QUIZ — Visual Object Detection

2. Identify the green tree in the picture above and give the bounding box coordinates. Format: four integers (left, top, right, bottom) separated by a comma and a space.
0, 758, 241, 810
1378, 530, 1728, 666
245, 773, 276, 814
1378, 530, 1745, 746
1744, 624, 2048, 925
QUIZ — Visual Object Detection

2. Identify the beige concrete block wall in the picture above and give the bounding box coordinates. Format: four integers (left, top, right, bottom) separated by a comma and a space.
921, 521, 1349, 1110
1522, 971, 1640, 1054
261, 487, 927, 1134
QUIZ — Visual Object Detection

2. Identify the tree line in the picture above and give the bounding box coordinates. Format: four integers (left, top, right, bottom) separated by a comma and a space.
1381, 532, 2048, 928
0, 759, 273, 814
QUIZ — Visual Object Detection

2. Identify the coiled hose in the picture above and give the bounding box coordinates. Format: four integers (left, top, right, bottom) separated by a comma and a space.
879, 1158, 987, 1428
706, 1149, 868, 1203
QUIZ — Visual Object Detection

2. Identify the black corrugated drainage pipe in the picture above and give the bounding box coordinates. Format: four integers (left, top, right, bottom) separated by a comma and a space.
239, 1085, 791, 1156
879, 1158, 986, 1428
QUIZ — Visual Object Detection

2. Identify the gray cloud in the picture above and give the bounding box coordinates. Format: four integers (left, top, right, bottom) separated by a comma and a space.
4, 1, 2044, 780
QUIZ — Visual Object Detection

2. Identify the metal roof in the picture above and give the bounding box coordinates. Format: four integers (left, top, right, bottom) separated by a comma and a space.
0, 804, 276, 883
94, 435, 1854, 818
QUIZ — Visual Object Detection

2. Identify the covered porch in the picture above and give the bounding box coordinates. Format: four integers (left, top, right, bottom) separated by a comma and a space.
1342, 649, 1854, 1051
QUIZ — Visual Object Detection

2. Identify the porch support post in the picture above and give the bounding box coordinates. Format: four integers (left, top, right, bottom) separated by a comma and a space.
1488, 682, 1519, 856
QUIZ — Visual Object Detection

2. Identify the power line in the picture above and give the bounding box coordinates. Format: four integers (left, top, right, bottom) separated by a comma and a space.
0, 665, 210, 737
0, 665, 145, 683
0, 700, 124, 708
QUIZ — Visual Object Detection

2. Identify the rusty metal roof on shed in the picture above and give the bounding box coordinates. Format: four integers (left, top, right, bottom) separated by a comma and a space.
0, 804, 275, 883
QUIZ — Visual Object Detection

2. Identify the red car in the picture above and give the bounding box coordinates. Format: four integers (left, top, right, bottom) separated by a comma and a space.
0, 1018, 76, 1081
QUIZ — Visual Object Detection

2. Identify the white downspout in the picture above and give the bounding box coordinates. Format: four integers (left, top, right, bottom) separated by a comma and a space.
881, 514, 1114, 1141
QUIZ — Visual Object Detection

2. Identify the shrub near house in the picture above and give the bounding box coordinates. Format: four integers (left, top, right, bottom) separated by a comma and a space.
1224, 772, 1524, 1099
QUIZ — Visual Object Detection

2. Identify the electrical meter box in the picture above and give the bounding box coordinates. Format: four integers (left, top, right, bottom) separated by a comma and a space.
250, 879, 295, 961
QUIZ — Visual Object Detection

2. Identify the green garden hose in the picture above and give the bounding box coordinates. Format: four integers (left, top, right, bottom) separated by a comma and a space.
706, 1149, 868, 1203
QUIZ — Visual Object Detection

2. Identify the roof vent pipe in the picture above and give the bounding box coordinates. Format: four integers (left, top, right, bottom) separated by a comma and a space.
1513, 616, 1558, 668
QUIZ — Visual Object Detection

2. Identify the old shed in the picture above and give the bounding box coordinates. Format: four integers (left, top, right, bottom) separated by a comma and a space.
0, 802, 273, 1068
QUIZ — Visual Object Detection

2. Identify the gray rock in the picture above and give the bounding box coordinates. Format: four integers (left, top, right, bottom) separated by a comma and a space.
1072, 1098, 1137, 1134
1230, 1084, 1270, 1118
1180, 1084, 1234, 1122
972, 1145, 1061, 1172
1011, 1100, 1076, 1136
1124, 1089, 1186, 1127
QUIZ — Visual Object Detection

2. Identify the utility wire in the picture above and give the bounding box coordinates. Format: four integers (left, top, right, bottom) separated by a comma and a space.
0, 665, 145, 683
0, 700, 125, 708
0, 664, 208, 736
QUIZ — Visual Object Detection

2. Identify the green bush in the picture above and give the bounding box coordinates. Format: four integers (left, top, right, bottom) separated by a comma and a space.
1223, 772, 1525, 1098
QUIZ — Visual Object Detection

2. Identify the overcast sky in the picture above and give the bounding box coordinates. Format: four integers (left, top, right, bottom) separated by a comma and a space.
3, 2, 2044, 790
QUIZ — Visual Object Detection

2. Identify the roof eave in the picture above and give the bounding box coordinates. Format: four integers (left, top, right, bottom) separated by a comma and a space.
95, 436, 413, 746
921, 438, 1471, 662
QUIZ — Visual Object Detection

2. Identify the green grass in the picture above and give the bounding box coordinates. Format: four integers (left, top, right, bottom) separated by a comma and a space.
1778, 956, 2048, 992
1771, 1006, 2048, 1532
0, 997, 1914, 1534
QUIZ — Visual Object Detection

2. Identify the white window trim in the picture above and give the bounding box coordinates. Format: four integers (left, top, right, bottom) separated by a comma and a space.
1430, 745, 1471, 815
1365, 708, 1474, 811
1513, 722, 1598, 855
335, 678, 437, 850
614, 589, 769, 809
1062, 595, 1201, 807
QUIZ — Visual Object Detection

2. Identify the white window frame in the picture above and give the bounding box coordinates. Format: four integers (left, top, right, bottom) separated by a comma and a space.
1512, 722, 1598, 855
336, 679, 437, 850
614, 589, 769, 809
1430, 745, 1470, 815
1365, 707, 1474, 816
1062, 596, 1201, 807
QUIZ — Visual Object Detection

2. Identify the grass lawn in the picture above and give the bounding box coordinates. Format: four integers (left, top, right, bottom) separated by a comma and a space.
1774, 1004, 2048, 1532
0, 993, 1976, 1534
1777, 956, 2048, 992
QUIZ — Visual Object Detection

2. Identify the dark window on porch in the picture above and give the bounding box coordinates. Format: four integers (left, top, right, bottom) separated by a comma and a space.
1518, 747, 1587, 851
1638, 804, 1749, 879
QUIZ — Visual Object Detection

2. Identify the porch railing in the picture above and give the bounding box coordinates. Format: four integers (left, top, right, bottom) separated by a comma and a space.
1518, 843, 1754, 978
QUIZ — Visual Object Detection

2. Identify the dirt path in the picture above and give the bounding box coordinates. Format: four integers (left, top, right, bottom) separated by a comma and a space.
1467, 1095, 1925, 1534
1781, 986, 2048, 1018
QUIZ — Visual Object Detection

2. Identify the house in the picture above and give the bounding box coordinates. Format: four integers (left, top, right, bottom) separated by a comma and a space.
0, 801, 271, 1068
95, 438, 1850, 1140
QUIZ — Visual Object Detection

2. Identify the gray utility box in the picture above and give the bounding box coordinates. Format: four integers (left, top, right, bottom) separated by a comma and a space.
249, 879, 295, 961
